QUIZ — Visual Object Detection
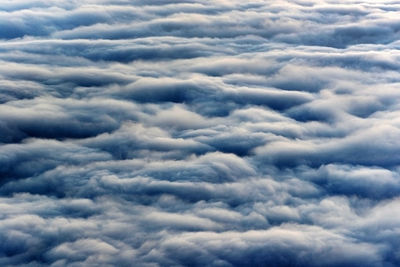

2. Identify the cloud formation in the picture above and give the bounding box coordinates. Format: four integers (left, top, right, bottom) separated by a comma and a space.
2, 0, 400, 266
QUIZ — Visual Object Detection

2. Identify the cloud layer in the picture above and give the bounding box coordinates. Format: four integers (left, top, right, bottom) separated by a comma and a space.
2, 0, 400, 266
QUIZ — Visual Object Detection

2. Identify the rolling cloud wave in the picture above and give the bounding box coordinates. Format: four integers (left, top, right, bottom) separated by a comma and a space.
1, 1, 400, 266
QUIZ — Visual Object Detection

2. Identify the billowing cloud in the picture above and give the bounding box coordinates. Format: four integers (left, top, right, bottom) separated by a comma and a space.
2, 0, 400, 266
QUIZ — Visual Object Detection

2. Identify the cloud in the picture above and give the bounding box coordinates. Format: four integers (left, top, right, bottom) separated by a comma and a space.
151, 225, 384, 266
1, 0, 400, 266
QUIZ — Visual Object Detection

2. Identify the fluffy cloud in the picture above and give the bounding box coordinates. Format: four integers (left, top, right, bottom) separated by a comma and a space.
2, 0, 400, 266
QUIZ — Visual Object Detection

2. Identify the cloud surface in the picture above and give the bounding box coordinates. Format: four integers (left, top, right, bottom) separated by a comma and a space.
2, 0, 400, 266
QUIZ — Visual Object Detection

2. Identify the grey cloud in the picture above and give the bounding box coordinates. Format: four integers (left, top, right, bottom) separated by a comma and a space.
0, 97, 142, 142
0, 139, 111, 181
0, 38, 226, 64
255, 124, 400, 167
2, 0, 400, 266
151, 225, 384, 267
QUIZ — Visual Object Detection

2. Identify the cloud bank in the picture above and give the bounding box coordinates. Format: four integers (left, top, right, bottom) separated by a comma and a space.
2, 0, 400, 266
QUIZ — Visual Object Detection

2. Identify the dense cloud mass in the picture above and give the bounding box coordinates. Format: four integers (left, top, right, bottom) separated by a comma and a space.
2, 0, 400, 266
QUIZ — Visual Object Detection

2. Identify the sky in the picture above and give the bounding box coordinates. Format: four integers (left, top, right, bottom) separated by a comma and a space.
1, 0, 400, 266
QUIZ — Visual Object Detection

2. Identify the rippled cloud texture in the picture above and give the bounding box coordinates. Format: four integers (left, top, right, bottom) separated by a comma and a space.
1, 0, 400, 266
